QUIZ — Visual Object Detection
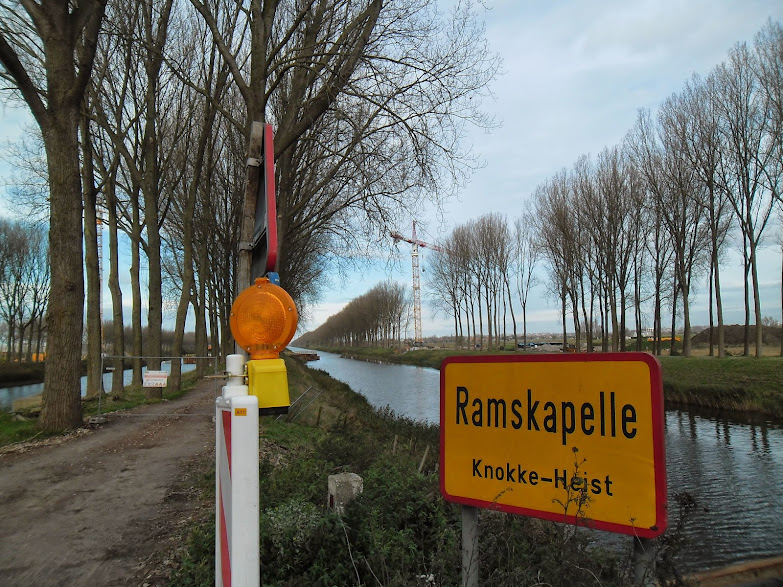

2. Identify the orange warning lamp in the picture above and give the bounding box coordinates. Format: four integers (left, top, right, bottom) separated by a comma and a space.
230, 276, 298, 359
229, 275, 298, 415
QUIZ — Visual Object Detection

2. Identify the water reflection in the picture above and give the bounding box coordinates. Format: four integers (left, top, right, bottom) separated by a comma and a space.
302, 348, 441, 424
303, 349, 783, 573
664, 408, 783, 571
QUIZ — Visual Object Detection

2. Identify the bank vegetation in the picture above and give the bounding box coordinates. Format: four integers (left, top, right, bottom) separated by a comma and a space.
170, 355, 692, 586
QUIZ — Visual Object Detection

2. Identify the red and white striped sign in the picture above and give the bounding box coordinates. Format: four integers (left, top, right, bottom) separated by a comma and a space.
216, 395, 259, 587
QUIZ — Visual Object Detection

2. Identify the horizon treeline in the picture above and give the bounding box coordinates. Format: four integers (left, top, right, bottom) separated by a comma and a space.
295, 281, 409, 348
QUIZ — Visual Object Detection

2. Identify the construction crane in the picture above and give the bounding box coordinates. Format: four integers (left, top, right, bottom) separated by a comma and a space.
390, 222, 441, 345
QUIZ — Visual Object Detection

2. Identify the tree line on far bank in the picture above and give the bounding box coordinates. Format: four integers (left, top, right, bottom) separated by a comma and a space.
429, 22, 783, 359
295, 281, 409, 348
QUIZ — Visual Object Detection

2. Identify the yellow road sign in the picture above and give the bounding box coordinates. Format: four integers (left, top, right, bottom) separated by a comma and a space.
440, 353, 666, 537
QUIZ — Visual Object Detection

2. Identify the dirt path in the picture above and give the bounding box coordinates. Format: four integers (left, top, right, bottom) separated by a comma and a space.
0, 378, 222, 586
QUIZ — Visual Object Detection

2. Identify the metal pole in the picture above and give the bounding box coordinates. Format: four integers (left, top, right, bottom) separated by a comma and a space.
633, 536, 656, 586
462, 505, 479, 587
98, 353, 104, 415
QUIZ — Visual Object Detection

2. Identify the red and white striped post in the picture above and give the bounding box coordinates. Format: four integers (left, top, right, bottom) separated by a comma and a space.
216, 354, 260, 587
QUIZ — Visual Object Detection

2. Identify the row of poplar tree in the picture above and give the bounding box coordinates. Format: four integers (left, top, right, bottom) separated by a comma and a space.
427, 21, 783, 358
295, 281, 409, 347
0, 0, 497, 429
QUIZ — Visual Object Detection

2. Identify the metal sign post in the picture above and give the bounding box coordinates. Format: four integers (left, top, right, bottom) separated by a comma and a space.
238, 121, 278, 294
462, 505, 478, 587
221, 120, 297, 585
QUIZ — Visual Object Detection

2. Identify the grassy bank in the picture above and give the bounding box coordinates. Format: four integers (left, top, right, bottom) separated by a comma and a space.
0, 362, 46, 386
659, 356, 783, 416
0, 358, 147, 388
311, 346, 783, 420
169, 355, 692, 586
0, 370, 202, 448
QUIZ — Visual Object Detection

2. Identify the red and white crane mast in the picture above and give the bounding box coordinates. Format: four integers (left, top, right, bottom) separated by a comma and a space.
390, 222, 441, 345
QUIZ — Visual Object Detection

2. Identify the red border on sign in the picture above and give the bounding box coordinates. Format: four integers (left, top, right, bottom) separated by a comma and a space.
263, 123, 278, 274
439, 352, 667, 538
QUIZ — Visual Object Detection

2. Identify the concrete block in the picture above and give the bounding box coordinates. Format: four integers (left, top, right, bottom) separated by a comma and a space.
327, 472, 363, 515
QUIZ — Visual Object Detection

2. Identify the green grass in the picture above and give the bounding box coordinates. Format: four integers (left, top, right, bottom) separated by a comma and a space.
80, 369, 202, 417
0, 369, 207, 448
0, 411, 50, 446
658, 355, 783, 415
261, 416, 325, 449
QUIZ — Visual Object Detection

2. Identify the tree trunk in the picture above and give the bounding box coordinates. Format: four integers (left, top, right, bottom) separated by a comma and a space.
504, 276, 518, 350
561, 286, 567, 347
82, 115, 102, 397
107, 175, 125, 393
681, 280, 692, 357
131, 190, 144, 385
743, 252, 751, 357
670, 275, 678, 356
749, 237, 763, 357
40, 111, 85, 431
140, 0, 174, 374
196, 242, 209, 377
708, 263, 715, 357
142, 134, 162, 375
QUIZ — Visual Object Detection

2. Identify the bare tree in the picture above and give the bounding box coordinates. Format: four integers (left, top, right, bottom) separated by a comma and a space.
0, 0, 107, 430
163, 9, 233, 391
0, 219, 28, 359
190, 0, 498, 313
427, 243, 463, 344
532, 173, 583, 348
716, 42, 778, 357
513, 213, 539, 349
754, 21, 783, 356
628, 107, 709, 357
679, 73, 733, 357
297, 280, 408, 348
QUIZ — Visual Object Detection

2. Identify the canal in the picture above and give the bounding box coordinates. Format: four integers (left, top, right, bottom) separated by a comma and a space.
301, 348, 783, 574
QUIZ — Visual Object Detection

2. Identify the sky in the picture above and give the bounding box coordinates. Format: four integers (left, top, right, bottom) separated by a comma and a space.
1, 0, 783, 337
304, 0, 783, 337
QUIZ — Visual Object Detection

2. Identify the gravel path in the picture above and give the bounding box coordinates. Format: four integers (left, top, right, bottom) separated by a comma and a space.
0, 378, 221, 586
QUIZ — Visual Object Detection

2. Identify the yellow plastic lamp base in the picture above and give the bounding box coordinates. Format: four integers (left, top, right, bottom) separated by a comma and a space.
247, 359, 290, 415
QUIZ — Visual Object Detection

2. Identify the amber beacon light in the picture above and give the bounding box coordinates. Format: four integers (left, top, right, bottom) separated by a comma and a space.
230, 276, 298, 359
229, 275, 298, 414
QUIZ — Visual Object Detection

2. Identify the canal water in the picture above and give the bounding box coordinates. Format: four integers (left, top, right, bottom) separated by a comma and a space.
301, 348, 783, 574
0, 362, 197, 411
